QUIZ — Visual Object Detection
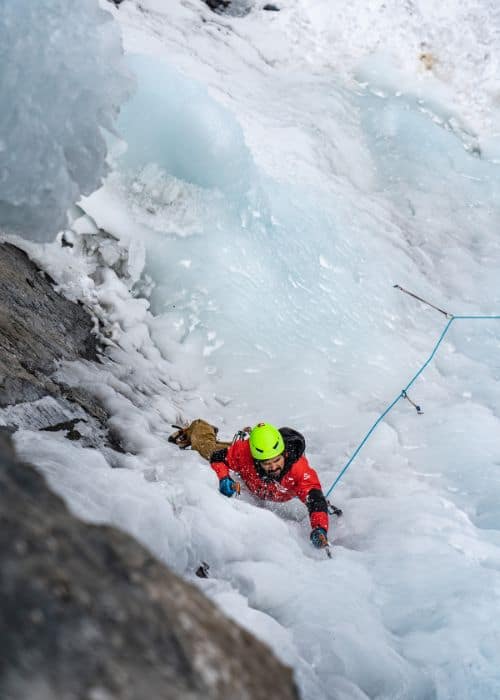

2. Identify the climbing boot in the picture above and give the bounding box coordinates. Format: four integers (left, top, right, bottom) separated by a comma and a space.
168, 424, 191, 449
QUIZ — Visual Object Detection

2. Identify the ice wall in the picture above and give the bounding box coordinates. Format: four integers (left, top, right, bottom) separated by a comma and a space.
118, 55, 252, 195
0, 0, 131, 241
108, 45, 500, 444
104, 55, 422, 424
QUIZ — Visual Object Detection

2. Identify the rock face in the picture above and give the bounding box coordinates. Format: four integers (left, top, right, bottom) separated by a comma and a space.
0, 430, 300, 700
203, 0, 253, 16
0, 242, 120, 449
204, 0, 232, 11
0, 242, 97, 407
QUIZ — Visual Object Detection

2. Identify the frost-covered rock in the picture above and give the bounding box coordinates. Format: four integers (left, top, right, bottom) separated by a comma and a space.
0, 242, 98, 407
204, 0, 231, 12
0, 0, 131, 242
204, 0, 254, 17
0, 242, 123, 451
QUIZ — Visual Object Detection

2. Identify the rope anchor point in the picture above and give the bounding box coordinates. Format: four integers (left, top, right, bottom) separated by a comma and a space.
401, 389, 423, 415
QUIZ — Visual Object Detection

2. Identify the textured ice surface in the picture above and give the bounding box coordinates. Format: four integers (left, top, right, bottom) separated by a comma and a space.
0, 0, 131, 241
118, 55, 252, 196
8, 1, 500, 699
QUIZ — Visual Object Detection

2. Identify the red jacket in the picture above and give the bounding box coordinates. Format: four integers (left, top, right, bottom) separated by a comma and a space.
210, 438, 329, 531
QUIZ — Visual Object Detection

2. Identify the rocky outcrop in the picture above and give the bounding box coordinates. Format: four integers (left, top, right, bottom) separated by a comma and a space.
0, 430, 300, 700
0, 242, 97, 407
203, 2, 278, 17
204, 0, 232, 11
0, 242, 121, 449
203, 0, 253, 16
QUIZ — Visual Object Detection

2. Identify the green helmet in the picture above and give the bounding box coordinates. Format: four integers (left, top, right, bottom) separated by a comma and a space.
249, 423, 284, 460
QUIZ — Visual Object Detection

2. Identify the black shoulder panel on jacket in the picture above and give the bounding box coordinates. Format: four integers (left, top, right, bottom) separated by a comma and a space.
210, 448, 228, 464
305, 488, 328, 514
279, 427, 306, 467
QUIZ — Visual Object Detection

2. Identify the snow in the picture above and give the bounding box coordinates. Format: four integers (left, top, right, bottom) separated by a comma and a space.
5, 0, 500, 698
0, 0, 131, 241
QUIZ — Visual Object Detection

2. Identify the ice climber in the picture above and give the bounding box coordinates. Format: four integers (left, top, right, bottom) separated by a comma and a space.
169, 420, 330, 549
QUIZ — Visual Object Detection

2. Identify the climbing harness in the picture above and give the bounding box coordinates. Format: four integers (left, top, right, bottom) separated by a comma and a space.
325, 287, 500, 498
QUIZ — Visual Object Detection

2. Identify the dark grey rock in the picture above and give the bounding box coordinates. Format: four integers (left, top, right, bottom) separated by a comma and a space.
0, 243, 123, 450
41, 417, 87, 441
0, 243, 97, 408
0, 432, 300, 700
203, 0, 253, 16
263, 3, 280, 10
204, 0, 232, 11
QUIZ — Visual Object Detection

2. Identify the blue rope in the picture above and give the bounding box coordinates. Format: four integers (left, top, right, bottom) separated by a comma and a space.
325, 314, 500, 497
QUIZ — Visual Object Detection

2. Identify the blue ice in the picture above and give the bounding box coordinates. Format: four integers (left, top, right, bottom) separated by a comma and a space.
0, 0, 131, 241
